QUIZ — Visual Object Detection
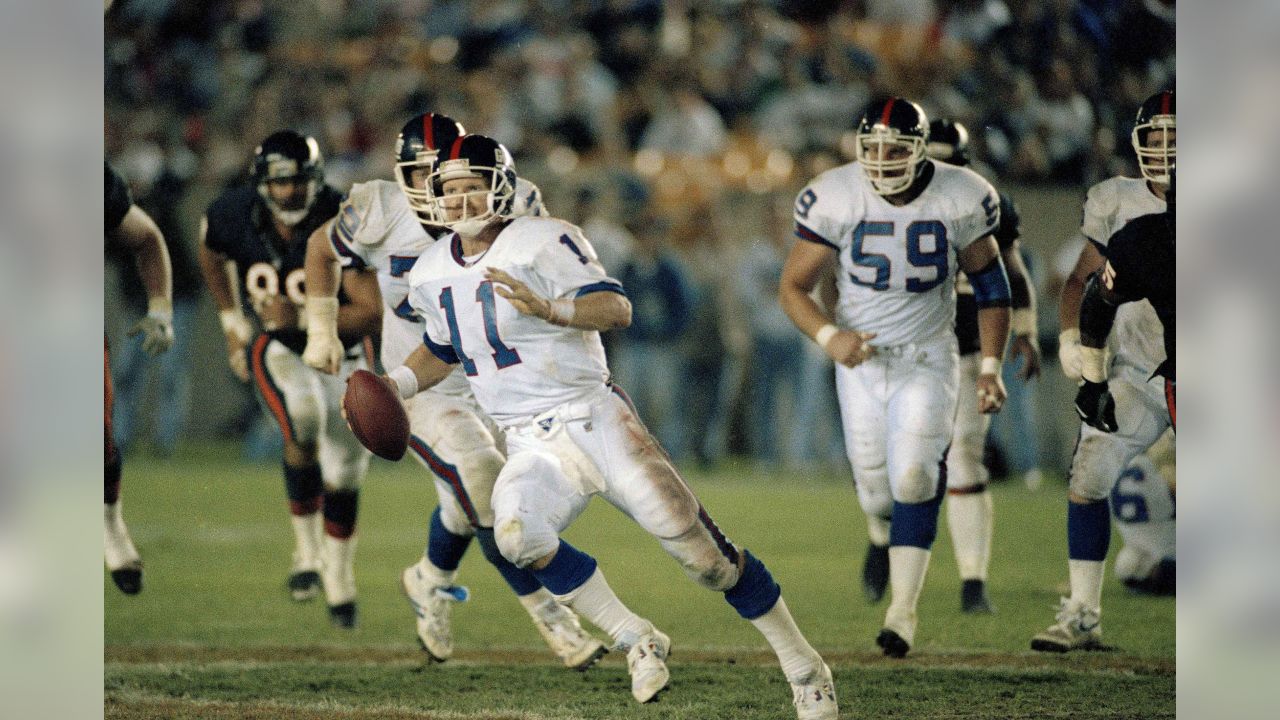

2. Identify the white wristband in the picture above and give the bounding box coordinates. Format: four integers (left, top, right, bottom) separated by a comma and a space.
1079, 346, 1108, 383
547, 298, 576, 326
980, 356, 1002, 376
147, 296, 173, 321
305, 296, 340, 336
387, 365, 419, 400
814, 324, 839, 351
1010, 308, 1036, 337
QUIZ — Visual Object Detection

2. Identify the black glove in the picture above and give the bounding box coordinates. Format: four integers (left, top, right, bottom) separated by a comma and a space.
1075, 380, 1118, 433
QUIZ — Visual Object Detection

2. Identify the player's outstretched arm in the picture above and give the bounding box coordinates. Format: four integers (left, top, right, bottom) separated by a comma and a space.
1059, 241, 1105, 380
303, 221, 352, 373
959, 236, 1011, 413
197, 216, 252, 381
1002, 241, 1041, 379
484, 267, 632, 331
779, 239, 875, 368
112, 205, 174, 356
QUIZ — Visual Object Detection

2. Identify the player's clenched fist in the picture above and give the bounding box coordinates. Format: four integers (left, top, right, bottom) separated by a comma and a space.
820, 328, 877, 368
976, 372, 1007, 414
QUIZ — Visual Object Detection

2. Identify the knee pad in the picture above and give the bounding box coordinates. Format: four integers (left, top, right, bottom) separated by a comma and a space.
434, 489, 475, 536
893, 461, 940, 505
946, 442, 988, 492
658, 523, 740, 592
723, 550, 781, 620
475, 526, 543, 596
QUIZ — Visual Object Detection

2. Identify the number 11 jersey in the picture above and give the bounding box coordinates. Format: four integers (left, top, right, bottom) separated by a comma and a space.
793, 160, 999, 347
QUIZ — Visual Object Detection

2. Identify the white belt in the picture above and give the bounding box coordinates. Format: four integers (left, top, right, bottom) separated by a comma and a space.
505, 387, 611, 495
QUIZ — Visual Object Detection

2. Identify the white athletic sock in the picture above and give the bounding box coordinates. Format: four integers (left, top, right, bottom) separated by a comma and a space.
290, 512, 323, 570
885, 546, 931, 641
415, 555, 458, 588
947, 491, 993, 581
321, 535, 357, 605
748, 597, 824, 684
554, 568, 652, 646
103, 502, 140, 569
1068, 559, 1105, 611
866, 513, 891, 547
517, 587, 557, 615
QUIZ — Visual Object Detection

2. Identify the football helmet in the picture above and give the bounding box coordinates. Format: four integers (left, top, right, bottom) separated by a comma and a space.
1132, 90, 1175, 185
926, 118, 970, 166
856, 97, 930, 196
251, 130, 323, 226
425, 134, 517, 237
395, 112, 466, 223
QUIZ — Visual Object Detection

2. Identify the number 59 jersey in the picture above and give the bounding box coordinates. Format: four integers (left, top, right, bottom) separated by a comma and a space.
794, 161, 999, 347
407, 216, 623, 426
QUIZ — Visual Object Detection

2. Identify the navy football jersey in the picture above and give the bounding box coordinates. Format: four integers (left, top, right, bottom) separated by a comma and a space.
203, 183, 348, 354
955, 190, 1020, 355
1100, 211, 1174, 379
106, 162, 132, 234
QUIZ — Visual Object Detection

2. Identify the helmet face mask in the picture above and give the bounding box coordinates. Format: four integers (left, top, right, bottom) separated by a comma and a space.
1132, 91, 1176, 185
393, 113, 466, 225
425, 135, 517, 237
252, 131, 323, 226
856, 98, 929, 196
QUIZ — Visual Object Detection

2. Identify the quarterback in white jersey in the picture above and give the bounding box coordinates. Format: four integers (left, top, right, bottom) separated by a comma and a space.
1034, 91, 1175, 653
388, 134, 837, 719
780, 98, 1011, 657
303, 114, 604, 670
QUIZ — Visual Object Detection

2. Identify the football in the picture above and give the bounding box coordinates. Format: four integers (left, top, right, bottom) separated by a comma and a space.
343, 369, 410, 461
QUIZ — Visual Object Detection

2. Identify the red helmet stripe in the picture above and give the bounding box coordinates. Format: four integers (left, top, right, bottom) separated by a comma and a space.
423, 114, 436, 150
1160, 91, 1171, 115
449, 136, 465, 160
880, 98, 896, 126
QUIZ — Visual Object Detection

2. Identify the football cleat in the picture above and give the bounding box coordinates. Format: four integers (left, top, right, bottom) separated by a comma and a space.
625, 630, 671, 703
791, 662, 838, 720
401, 564, 469, 662
877, 605, 916, 658
531, 599, 608, 671
287, 570, 322, 602
861, 543, 889, 604
105, 503, 143, 596
961, 579, 996, 614
1031, 598, 1105, 653
328, 601, 358, 629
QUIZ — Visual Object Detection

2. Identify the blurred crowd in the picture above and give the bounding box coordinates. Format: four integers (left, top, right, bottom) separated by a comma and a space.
105, 0, 1174, 472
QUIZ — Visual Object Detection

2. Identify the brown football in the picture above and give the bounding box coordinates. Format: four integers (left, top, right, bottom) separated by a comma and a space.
343, 369, 410, 461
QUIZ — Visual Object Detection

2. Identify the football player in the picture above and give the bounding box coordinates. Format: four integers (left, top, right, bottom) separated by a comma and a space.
924, 118, 1041, 614
196, 131, 381, 627
1033, 92, 1175, 652
302, 114, 605, 669
105, 161, 175, 595
780, 98, 1012, 657
383, 134, 837, 719
1110, 433, 1175, 597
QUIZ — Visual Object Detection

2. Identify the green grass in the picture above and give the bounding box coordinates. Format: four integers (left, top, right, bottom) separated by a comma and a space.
106, 444, 1174, 719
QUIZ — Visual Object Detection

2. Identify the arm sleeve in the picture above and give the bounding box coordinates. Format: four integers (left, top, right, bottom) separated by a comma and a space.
1079, 271, 1121, 348
792, 179, 847, 252
535, 225, 626, 300
105, 162, 133, 233
511, 178, 547, 218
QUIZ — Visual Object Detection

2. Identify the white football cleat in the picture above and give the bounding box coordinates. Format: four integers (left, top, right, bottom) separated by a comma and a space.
530, 599, 607, 670
791, 662, 838, 720
1031, 598, 1104, 653
287, 550, 322, 602
626, 629, 671, 703
401, 564, 469, 661
104, 502, 143, 595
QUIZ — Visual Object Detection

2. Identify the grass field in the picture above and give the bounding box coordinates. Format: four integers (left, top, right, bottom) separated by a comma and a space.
105, 444, 1174, 719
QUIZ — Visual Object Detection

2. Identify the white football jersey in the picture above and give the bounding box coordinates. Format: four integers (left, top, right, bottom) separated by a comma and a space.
1080, 176, 1167, 374
330, 178, 546, 397
794, 161, 999, 346
407, 216, 622, 425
